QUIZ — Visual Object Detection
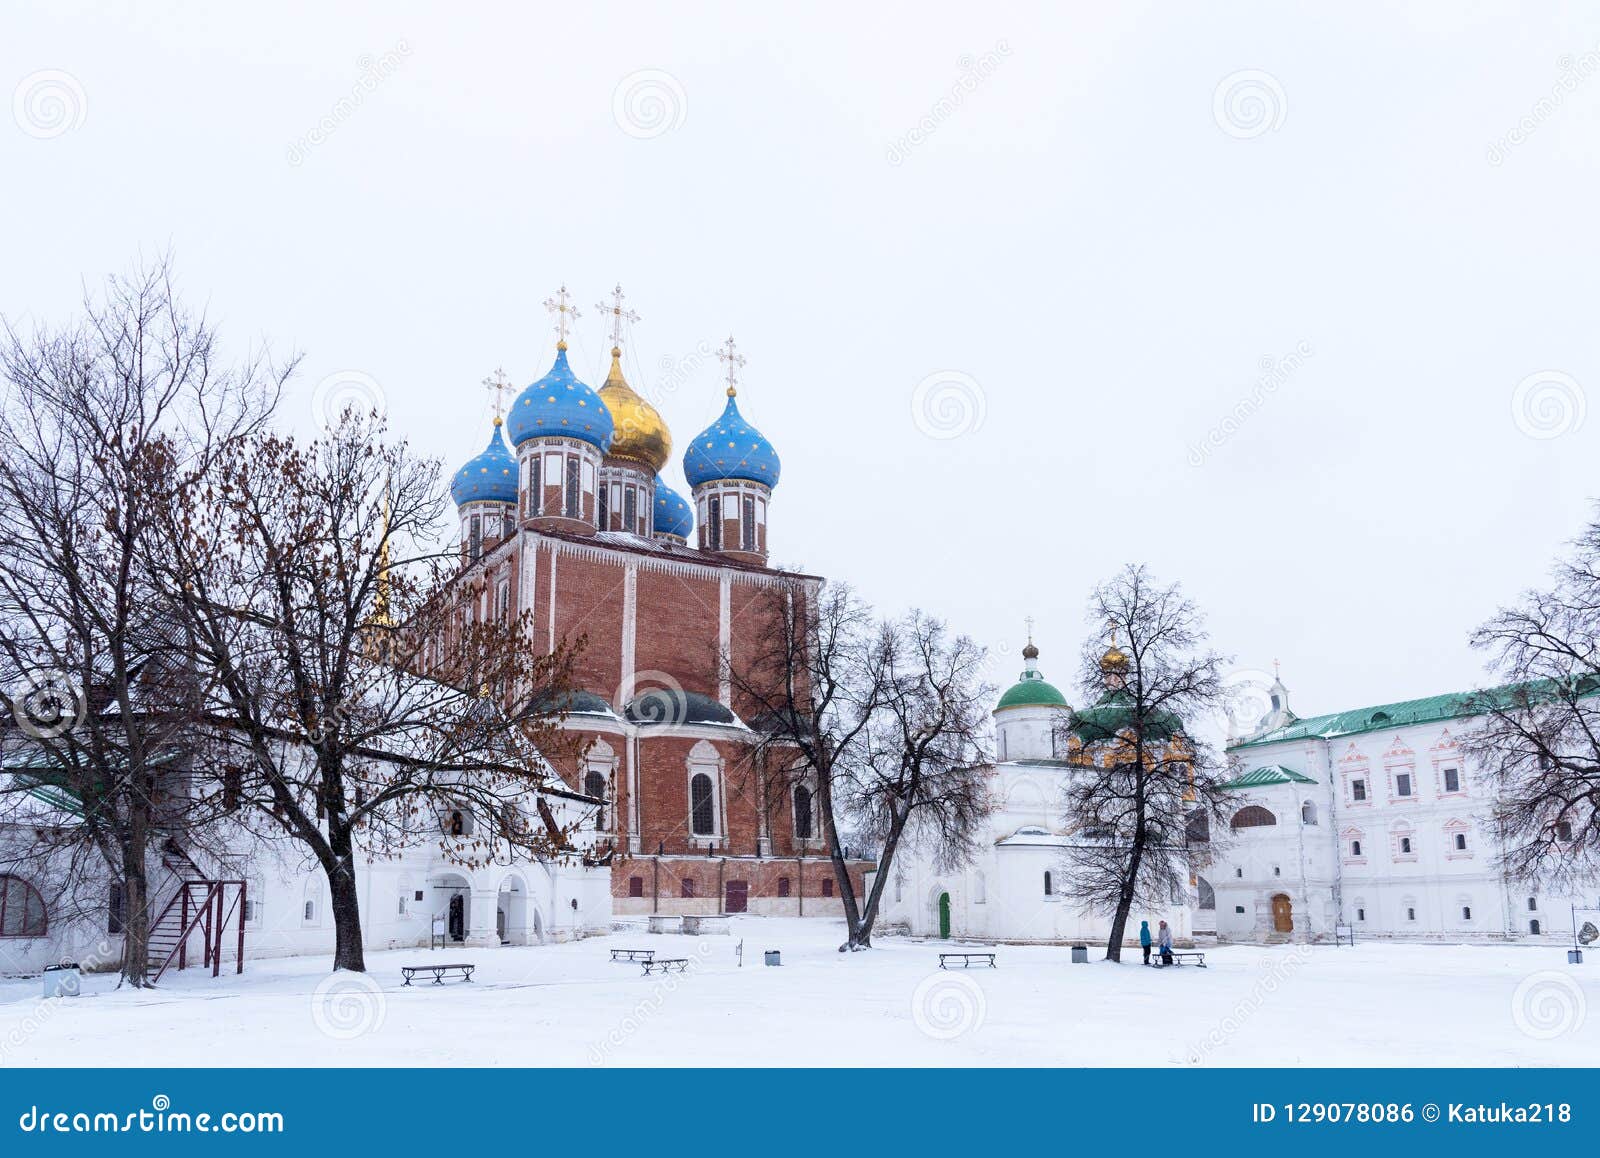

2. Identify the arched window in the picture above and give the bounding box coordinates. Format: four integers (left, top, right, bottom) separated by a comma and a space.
1229, 805, 1277, 830
585, 769, 607, 831
690, 772, 716, 836
793, 785, 814, 840
1197, 876, 1216, 911
1043, 871, 1053, 896
1300, 800, 1317, 826
0, 876, 46, 937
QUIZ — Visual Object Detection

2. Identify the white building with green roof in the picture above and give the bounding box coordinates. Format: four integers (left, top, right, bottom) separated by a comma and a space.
1210, 674, 1596, 944
875, 642, 1195, 946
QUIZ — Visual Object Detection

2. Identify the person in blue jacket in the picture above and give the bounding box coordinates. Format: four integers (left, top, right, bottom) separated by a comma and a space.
1138, 919, 1152, 965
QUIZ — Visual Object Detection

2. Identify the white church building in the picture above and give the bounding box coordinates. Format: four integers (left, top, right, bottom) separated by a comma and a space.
1207, 671, 1597, 945
876, 641, 1194, 946
876, 640, 1598, 950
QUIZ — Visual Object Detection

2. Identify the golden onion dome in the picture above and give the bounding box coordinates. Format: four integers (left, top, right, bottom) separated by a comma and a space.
597, 346, 671, 472
1100, 637, 1130, 674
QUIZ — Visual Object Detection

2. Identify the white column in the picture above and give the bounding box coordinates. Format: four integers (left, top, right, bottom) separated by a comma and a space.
718, 572, 732, 705
466, 889, 501, 948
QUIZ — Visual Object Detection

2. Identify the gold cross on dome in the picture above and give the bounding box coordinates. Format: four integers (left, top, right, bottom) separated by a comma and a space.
542, 285, 581, 345
717, 335, 746, 396
483, 366, 512, 423
596, 283, 640, 348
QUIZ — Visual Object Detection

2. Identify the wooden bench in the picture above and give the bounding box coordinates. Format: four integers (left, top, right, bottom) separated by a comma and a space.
1148, 950, 1206, 968
610, 948, 655, 963
641, 957, 690, 975
939, 952, 996, 969
402, 962, 475, 986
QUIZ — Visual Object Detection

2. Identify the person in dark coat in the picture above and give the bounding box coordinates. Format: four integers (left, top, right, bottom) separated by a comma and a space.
1158, 919, 1174, 966
1138, 920, 1152, 965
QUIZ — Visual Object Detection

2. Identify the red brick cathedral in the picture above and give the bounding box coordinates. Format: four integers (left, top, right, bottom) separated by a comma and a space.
446, 286, 868, 915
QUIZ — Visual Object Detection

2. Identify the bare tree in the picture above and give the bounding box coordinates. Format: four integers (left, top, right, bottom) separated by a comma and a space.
725, 581, 880, 947
1462, 505, 1600, 888
842, 610, 993, 947
0, 256, 285, 986
1058, 564, 1231, 961
165, 409, 583, 973
726, 584, 991, 949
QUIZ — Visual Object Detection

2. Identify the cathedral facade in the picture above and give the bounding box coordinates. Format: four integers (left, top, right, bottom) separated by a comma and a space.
444, 288, 870, 917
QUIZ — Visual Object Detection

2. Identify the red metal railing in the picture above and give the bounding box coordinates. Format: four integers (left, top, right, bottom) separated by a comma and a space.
148, 879, 248, 982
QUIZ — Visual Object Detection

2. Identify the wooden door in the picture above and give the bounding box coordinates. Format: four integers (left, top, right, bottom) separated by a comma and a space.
725, 880, 748, 913
1271, 893, 1293, 933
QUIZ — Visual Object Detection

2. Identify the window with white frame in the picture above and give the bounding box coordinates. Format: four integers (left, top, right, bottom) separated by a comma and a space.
1351, 777, 1368, 802
1442, 766, 1461, 793
1394, 771, 1413, 798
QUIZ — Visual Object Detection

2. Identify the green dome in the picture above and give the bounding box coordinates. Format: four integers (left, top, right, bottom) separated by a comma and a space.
996, 676, 1069, 712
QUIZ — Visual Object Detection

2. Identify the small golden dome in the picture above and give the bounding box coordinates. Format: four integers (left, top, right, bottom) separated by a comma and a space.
1100, 632, 1130, 674
598, 346, 672, 472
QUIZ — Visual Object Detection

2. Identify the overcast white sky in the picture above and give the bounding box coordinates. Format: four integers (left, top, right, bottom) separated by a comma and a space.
5, 2, 1598, 722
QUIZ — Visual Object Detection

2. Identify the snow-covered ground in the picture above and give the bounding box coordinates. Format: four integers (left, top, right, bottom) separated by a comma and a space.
0, 918, 1592, 1067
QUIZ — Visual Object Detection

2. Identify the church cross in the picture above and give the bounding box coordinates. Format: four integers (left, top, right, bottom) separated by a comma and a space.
542, 285, 581, 345
596, 283, 640, 348
1024, 615, 1035, 645
717, 335, 746, 396
483, 366, 512, 422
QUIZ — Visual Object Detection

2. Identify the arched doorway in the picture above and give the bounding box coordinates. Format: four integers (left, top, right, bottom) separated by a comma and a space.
1270, 893, 1294, 933
938, 892, 951, 939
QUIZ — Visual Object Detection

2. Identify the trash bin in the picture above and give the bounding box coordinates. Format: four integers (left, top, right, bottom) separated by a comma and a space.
42, 963, 80, 999
764, 951, 781, 966
1570, 949, 1584, 965
1071, 945, 1089, 964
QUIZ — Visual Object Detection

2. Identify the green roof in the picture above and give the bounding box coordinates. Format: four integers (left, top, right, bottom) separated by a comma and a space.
995, 675, 1069, 712
1068, 687, 1183, 744
1228, 676, 1600, 751
1221, 764, 1317, 790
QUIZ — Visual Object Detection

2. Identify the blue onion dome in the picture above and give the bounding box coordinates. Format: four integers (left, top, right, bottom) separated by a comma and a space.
652, 475, 694, 539
505, 342, 614, 453
451, 419, 519, 506
682, 390, 781, 489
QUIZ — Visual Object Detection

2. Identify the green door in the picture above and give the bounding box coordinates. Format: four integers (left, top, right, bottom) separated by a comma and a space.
938, 892, 951, 939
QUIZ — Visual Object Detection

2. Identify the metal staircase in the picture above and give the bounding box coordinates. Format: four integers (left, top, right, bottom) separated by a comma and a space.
147, 840, 247, 982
